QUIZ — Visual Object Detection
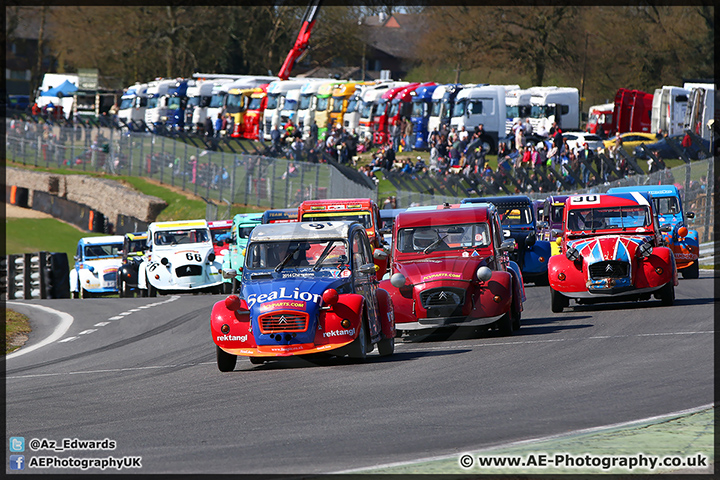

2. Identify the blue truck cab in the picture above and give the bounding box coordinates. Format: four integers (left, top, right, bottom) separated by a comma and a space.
410, 84, 439, 150
606, 185, 699, 278
461, 195, 551, 284
164, 79, 189, 130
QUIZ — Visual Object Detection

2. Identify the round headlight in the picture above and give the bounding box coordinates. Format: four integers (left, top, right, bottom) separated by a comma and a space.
161, 257, 169, 265
208, 253, 216, 263
322, 288, 339, 306
390, 273, 407, 289
476, 266, 492, 282
566, 246, 581, 262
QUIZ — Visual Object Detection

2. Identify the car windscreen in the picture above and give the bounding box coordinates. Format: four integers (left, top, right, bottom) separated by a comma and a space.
84, 244, 122, 258
567, 206, 651, 232
127, 239, 146, 254
245, 239, 348, 271
496, 206, 533, 226
550, 204, 565, 224
236, 225, 257, 240
396, 223, 491, 253
653, 197, 680, 216
301, 212, 373, 229
154, 229, 210, 246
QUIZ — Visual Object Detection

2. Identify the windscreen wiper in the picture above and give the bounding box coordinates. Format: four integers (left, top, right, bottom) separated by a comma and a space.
423, 234, 449, 254
313, 241, 336, 271
275, 245, 300, 272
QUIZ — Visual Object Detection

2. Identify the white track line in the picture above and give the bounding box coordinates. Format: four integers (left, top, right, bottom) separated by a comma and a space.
6, 303, 74, 360
332, 403, 715, 473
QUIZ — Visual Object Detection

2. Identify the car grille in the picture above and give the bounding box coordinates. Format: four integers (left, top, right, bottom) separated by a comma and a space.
589, 261, 629, 279
175, 265, 203, 277
259, 311, 308, 334
419, 287, 466, 318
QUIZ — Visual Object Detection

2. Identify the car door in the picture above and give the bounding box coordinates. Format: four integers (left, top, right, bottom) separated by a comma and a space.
351, 229, 380, 338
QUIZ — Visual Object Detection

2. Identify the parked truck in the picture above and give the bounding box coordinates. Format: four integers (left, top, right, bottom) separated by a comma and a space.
118, 83, 148, 128
613, 88, 654, 135
650, 86, 690, 137
504, 88, 532, 135
450, 84, 517, 154
357, 82, 398, 143
410, 83, 439, 149
585, 102, 614, 138
263, 79, 310, 140
683, 84, 716, 142
527, 86, 579, 132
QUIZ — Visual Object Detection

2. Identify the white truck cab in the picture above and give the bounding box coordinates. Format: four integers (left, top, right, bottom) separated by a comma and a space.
450, 84, 517, 153
527, 86, 579, 132
144, 79, 175, 127
118, 83, 148, 125
263, 79, 310, 140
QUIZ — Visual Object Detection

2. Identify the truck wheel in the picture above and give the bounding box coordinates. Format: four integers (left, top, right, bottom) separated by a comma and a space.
659, 282, 675, 306
550, 288, 568, 313
377, 336, 395, 356
346, 320, 368, 361
216, 346, 237, 372
681, 261, 699, 279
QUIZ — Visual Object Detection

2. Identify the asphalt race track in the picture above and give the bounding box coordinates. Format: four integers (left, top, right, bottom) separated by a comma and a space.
6, 273, 714, 474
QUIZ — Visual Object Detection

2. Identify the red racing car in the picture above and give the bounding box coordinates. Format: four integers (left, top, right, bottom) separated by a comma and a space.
379, 203, 525, 336
548, 193, 677, 312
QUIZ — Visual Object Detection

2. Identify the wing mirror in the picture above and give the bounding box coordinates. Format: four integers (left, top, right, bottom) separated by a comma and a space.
525, 232, 537, 248
373, 248, 388, 260
686, 211, 695, 219
73, 254, 81, 261
222, 269, 237, 279
659, 224, 672, 232
499, 239, 517, 252
358, 263, 377, 275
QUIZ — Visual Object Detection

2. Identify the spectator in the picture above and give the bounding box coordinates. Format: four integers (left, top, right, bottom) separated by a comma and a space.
204, 116, 214, 139
226, 113, 235, 137
271, 125, 281, 152
404, 118, 414, 152
291, 136, 304, 162
215, 113, 223, 138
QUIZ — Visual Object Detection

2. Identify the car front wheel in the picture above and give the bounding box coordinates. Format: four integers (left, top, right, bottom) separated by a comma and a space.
551, 288, 568, 313
377, 336, 394, 356
659, 281, 675, 306
681, 261, 699, 279
346, 320, 368, 361
216, 346, 237, 372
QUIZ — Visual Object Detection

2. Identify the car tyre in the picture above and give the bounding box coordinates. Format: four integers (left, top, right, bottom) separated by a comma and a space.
659, 281, 675, 306
496, 310, 514, 336
511, 302, 521, 331
232, 277, 240, 294
550, 288, 568, 313
148, 280, 157, 297
249, 357, 264, 365
222, 282, 233, 294
72, 290, 79, 299
535, 273, 550, 286
681, 261, 699, 279
121, 278, 133, 298
346, 319, 368, 361
216, 345, 237, 372
377, 336, 394, 356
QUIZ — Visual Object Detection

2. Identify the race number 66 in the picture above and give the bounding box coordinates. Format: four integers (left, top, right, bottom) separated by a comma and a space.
570, 195, 600, 205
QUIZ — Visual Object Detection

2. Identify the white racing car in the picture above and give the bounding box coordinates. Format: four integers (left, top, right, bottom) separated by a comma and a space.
70, 235, 125, 299
137, 219, 223, 296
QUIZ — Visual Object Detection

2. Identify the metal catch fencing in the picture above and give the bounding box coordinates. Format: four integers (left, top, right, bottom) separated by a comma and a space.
5, 119, 376, 218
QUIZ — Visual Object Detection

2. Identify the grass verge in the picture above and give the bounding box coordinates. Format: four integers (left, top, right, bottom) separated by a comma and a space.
6, 309, 31, 354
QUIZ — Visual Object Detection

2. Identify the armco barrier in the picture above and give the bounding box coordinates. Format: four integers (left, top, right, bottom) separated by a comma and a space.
115, 214, 149, 236
6, 185, 30, 208
31, 190, 107, 233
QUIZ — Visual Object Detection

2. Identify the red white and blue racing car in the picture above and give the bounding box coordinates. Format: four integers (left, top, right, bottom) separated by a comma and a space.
548, 192, 677, 312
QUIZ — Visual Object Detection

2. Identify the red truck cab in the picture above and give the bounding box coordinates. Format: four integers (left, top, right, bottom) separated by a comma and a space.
373, 85, 411, 146
298, 198, 388, 279
241, 84, 269, 140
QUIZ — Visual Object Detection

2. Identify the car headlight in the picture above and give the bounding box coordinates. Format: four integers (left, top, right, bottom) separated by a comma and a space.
566, 246, 581, 262
638, 241, 653, 258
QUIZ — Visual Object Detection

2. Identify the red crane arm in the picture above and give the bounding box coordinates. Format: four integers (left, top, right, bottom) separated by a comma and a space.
277, 0, 322, 80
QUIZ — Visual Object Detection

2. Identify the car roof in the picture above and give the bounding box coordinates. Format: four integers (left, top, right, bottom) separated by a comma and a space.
462, 195, 532, 207
249, 221, 359, 242
397, 203, 491, 229
150, 219, 208, 231
606, 185, 679, 198
125, 232, 148, 240
80, 235, 125, 245
568, 192, 652, 209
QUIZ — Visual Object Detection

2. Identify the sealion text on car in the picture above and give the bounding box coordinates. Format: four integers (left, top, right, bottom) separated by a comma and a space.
548, 193, 678, 312
70, 235, 125, 299
379, 203, 525, 336
211, 221, 396, 372
137, 219, 223, 296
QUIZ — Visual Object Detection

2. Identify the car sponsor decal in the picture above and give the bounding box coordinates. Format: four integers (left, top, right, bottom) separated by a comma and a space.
471, 250, 480, 257
246, 287, 322, 308
420, 272, 463, 282
340, 270, 351, 278
462, 251, 469, 257
216, 334, 248, 342
322, 328, 356, 338
258, 300, 306, 313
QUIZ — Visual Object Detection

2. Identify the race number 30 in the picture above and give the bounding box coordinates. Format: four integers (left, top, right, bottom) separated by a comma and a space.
570, 195, 600, 205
